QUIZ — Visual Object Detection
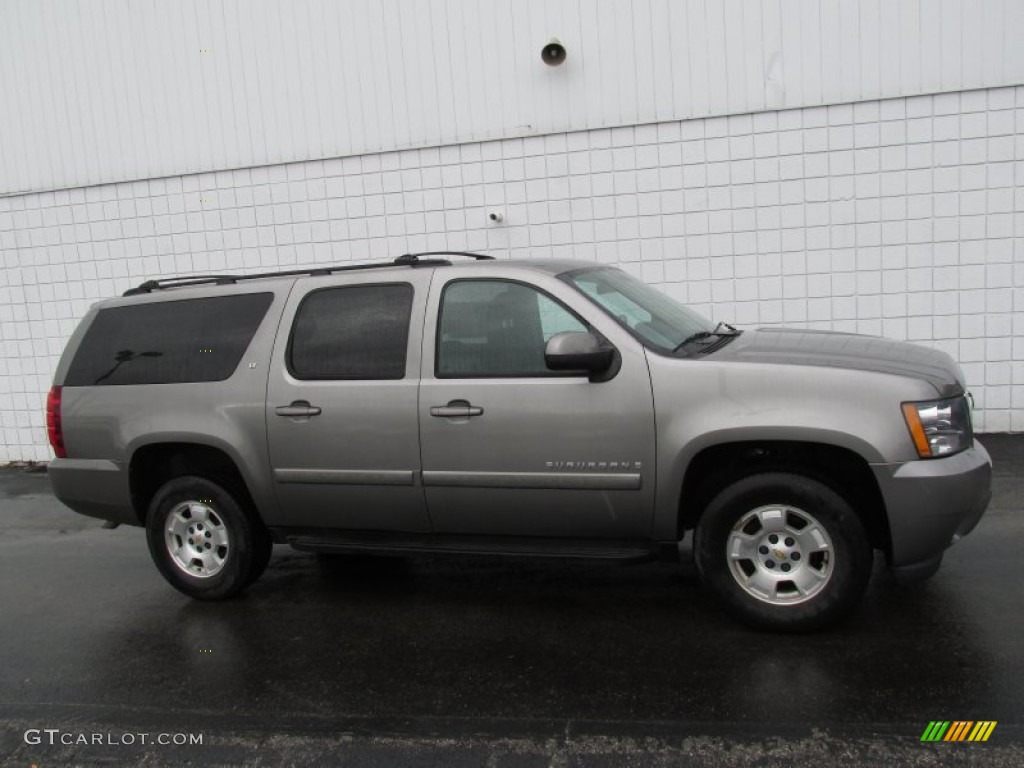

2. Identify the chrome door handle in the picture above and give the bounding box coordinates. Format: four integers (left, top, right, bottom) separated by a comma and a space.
275, 401, 322, 417
430, 400, 484, 418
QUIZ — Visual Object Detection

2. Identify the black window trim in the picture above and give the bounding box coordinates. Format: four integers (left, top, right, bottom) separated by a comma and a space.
285, 280, 415, 382
434, 277, 610, 380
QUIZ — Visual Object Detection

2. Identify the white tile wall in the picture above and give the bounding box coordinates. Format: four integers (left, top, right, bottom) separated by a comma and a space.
1, 85, 1023, 460
7, 0, 1024, 196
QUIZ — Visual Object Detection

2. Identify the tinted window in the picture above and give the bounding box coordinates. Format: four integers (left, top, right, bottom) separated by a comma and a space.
289, 284, 412, 380
437, 280, 586, 377
65, 293, 273, 386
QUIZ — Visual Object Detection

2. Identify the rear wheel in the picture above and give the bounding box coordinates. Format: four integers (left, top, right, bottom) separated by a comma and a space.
695, 472, 872, 632
146, 475, 271, 600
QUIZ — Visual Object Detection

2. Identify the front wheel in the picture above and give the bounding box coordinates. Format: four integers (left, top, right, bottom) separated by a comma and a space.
695, 472, 872, 632
146, 475, 271, 600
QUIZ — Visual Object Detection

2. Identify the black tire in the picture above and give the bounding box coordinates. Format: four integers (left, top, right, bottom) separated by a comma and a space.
146, 475, 272, 600
695, 472, 872, 632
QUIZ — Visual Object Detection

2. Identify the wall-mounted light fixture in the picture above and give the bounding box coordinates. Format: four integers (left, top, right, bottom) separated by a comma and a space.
541, 38, 566, 67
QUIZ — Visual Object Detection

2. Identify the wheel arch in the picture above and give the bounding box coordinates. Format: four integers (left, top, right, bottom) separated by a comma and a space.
128, 441, 261, 525
676, 436, 891, 555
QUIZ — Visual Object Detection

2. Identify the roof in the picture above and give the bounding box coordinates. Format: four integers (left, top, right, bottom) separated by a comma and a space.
119, 252, 596, 297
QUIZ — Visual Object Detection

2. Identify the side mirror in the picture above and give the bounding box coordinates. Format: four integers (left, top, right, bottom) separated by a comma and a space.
544, 332, 616, 380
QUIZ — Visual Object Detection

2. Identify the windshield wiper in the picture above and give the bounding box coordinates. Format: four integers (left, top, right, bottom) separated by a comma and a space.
672, 321, 740, 354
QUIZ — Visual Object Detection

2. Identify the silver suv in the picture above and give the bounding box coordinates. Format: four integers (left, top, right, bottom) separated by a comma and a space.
46, 252, 992, 631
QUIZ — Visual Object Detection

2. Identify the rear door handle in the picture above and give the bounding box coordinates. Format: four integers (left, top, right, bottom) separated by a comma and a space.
430, 399, 484, 418
275, 400, 322, 418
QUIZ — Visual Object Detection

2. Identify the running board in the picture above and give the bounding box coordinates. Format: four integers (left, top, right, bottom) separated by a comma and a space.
279, 531, 660, 563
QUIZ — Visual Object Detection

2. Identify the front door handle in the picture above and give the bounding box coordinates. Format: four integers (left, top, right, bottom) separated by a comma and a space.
275, 400, 322, 418
430, 399, 484, 418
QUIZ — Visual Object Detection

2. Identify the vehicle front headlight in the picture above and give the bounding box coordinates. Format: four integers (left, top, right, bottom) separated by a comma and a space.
901, 396, 972, 458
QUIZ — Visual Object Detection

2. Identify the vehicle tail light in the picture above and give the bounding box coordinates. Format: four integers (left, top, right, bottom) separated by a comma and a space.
46, 385, 67, 458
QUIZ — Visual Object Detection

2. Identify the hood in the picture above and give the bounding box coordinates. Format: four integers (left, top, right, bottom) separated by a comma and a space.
709, 327, 963, 398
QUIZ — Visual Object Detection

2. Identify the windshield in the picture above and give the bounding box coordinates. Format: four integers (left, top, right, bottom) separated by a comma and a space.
562, 267, 714, 354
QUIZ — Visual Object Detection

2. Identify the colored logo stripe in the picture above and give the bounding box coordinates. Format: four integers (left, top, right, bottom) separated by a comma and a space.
920, 721, 996, 742
968, 721, 997, 742
944, 721, 972, 741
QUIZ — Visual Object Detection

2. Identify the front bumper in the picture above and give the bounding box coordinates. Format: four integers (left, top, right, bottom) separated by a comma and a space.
48, 458, 139, 525
871, 440, 992, 576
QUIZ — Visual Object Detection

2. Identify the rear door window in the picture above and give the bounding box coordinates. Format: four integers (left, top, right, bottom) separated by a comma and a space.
65, 293, 273, 386
288, 283, 413, 380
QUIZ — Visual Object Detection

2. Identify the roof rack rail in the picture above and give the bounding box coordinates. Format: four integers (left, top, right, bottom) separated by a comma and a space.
122, 251, 495, 296
123, 275, 240, 295
396, 251, 495, 263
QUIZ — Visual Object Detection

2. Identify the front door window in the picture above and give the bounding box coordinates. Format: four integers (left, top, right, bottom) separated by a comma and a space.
437, 280, 587, 378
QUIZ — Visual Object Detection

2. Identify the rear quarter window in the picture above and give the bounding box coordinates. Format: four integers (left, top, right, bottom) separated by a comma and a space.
64, 293, 273, 386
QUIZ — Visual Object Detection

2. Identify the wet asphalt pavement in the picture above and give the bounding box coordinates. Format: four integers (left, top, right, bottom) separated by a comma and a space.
1, 437, 1022, 766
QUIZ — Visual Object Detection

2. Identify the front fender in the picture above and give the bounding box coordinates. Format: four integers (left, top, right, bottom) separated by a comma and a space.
646, 352, 932, 540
